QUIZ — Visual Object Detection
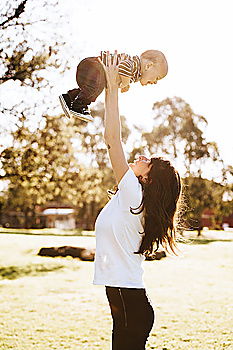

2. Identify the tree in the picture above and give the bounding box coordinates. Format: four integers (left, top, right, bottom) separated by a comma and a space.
140, 97, 221, 177
1, 114, 79, 227
0, 0, 70, 148
75, 102, 131, 169
0, 102, 132, 228
0, 0, 73, 227
130, 96, 232, 235
183, 177, 215, 235
0, 0, 67, 88
183, 176, 233, 235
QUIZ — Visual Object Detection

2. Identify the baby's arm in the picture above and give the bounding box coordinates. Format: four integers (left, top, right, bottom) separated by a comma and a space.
119, 75, 131, 93
118, 58, 133, 93
121, 84, 130, 93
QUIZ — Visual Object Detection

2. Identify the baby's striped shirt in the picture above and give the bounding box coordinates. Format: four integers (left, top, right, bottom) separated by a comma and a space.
100, 51, 141, 83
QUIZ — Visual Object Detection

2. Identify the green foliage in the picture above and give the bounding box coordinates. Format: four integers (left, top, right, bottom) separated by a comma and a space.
1, 115, 85, 228
0, 0, 67, 88
1, 115, 78, 209
183, 177, 215, 231
0, 101, 132, 228
1, 96, 232, 230
75, 102, 131, 169
183, 176, 232, 232
0, 0, 71, 174
1, 44, 53, 86
141, 97, 221, 176
129, 96, 232, 234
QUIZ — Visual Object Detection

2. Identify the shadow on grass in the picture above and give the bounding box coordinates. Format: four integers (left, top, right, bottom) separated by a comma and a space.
0, 263, 71, 280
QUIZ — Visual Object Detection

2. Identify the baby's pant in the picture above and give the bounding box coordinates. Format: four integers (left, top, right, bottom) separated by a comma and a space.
105, 286, 155, 350
68, 57, 106, 108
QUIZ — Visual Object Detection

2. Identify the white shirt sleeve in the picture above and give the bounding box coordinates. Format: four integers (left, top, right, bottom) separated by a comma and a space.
118, 168, 143, 210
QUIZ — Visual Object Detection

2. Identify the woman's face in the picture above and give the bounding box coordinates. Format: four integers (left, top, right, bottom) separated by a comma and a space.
129, 155, 153, 180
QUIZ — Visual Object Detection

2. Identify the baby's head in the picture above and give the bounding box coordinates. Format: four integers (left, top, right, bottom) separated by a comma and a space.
140, 50, 168, 86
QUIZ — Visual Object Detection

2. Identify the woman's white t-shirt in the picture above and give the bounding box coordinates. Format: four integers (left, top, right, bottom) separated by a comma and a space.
93, 168, 146, 288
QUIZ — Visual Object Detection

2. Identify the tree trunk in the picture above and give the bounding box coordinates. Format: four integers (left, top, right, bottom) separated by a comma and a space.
197, 227, 202, 236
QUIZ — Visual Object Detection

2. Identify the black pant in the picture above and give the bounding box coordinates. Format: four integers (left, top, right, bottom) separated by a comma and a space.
67, 57, 106, 109
105, 286, 155, 350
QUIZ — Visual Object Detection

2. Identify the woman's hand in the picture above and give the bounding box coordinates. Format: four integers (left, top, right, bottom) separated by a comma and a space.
98, 50, 119, 92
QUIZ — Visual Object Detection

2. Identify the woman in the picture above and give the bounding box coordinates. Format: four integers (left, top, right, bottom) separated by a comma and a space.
93, 51, 182, 350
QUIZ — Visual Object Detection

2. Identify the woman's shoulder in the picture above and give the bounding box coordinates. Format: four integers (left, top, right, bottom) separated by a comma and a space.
118, 168, 143, 209
118, 168, 139, 188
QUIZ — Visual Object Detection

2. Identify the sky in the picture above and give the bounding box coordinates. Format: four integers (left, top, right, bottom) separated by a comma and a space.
59, 0, 233, 167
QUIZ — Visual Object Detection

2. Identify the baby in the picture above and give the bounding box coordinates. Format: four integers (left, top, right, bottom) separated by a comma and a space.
59, 50, 168, 122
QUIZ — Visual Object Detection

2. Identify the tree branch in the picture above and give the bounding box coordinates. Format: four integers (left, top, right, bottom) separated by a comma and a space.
0, 0, 28, 28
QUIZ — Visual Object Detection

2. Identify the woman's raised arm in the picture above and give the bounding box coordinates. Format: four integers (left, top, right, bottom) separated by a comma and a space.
101, 51, 129, 184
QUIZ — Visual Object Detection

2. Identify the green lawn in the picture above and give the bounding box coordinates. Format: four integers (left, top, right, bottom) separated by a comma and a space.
0, 232, 233, 350
0, 227, 95, 236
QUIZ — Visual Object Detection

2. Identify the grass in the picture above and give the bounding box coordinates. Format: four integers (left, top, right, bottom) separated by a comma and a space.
0, 227, 95, 236
0, 263, 66, 280
0, 232, 233, 349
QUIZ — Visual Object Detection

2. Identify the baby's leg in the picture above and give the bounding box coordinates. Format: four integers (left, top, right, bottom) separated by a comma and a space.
59, 57, 106, 121
75, 57, 106, 107
67, 88, 80, 101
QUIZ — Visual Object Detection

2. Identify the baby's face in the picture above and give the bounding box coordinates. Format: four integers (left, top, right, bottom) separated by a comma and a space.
140, 62, 167, 86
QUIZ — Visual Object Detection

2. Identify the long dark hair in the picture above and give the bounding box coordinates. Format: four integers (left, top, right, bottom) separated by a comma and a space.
132, 157, 182, 256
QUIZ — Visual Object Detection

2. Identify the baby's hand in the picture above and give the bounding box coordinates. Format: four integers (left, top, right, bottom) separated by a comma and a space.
121, 85, 130, 93
98, 50, 118, 92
